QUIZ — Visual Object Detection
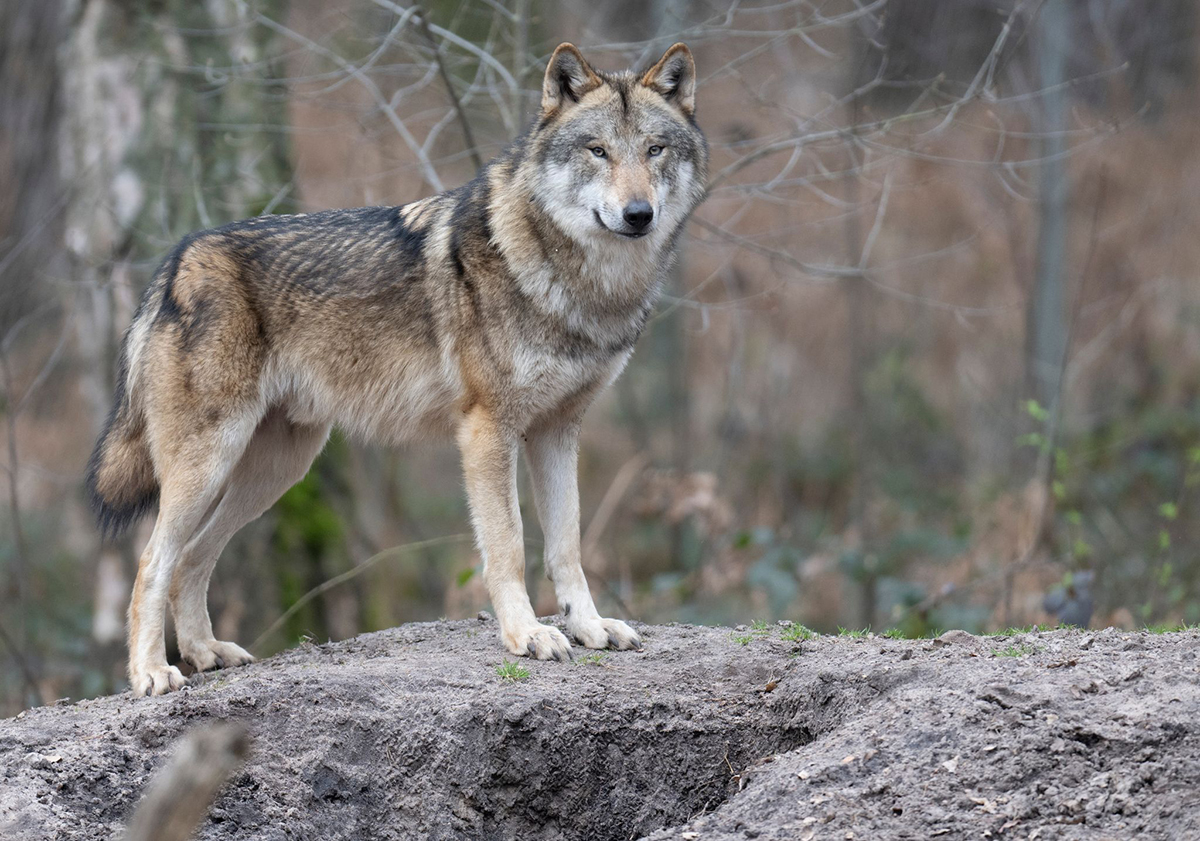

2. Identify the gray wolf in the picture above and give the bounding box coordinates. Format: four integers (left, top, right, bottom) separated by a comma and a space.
86, 43, 708, 695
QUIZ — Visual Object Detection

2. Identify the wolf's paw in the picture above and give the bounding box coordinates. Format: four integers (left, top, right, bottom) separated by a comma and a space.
131, 664, 188, 697
180, 639, 255, 672
503, 622, 574, 662
570, 617, 642, 651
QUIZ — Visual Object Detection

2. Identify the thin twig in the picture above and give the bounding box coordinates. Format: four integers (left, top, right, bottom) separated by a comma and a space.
254, 11, 444, 191
370, 0, 518, 92
858, 168, 893, 269
582, 453, 649, 566
251, 534, 472, 653
416, 6, 483, 172
512, 0, 532, 128
920, 0, 1027, 138
0, 619, 40, 703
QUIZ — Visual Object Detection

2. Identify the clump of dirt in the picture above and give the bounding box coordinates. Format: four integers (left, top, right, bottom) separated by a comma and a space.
1, 620, 1198, 840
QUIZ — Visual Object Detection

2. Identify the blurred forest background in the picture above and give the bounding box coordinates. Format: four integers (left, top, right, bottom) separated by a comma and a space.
2, 0, 1199, 713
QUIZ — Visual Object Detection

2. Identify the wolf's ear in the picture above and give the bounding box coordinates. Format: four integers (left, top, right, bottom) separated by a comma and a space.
641, 43, 696, 115
541, 43, 603, 118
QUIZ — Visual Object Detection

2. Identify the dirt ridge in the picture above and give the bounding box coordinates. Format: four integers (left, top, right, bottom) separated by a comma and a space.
1, 620, 1197, 840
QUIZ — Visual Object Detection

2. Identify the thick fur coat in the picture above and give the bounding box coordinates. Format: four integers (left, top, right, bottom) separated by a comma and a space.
87, 43, 708, 695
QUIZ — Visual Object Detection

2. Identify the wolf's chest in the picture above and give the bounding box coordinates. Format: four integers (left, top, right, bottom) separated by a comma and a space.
508, 342, 628, 417
511, 346, 593, 400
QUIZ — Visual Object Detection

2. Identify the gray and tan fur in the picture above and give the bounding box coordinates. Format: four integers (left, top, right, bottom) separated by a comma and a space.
87, 43, 708, 695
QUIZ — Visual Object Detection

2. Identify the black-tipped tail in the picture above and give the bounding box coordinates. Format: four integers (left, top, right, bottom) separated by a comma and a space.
86, 374, 158, 540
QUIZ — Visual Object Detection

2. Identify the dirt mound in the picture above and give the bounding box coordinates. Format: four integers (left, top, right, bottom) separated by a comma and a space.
1, 620, 1197, 840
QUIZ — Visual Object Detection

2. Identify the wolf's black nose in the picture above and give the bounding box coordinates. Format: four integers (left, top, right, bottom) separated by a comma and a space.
622, 201, 654, 231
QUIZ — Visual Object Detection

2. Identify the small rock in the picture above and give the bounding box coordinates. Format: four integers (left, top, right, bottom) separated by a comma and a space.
937, 629, 976, 647
26, 753, 63, 770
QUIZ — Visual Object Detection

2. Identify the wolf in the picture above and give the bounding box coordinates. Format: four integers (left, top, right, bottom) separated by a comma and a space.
86, 43, 708, 695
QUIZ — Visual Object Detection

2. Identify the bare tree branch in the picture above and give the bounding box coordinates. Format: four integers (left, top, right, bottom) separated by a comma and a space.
416, 6, 483, 172
254, 11, 445, 191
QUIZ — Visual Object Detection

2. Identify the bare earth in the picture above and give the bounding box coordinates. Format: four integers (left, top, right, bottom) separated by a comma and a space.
1, 619, 1197, 840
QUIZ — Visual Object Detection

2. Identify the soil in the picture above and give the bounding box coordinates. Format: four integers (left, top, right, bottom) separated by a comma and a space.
1, 619, 1197, 840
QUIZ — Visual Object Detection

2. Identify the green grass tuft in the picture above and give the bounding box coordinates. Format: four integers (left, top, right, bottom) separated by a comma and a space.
994, 642, 1038, 657
782, 623, 818, 642
994, 623, 1057, 637
732, 620, 774, 646
496, 660, 531, 682
1144, 622, 1200, 634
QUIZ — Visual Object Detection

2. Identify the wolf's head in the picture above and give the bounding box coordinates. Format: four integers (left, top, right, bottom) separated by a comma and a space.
526, 43, 708, 248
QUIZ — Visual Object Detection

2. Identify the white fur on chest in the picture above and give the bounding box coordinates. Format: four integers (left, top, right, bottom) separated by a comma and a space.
512, 343, 594, 406
511, 341, 632, 419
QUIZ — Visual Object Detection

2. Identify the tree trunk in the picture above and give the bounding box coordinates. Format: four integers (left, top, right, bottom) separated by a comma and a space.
1027, 0, 1071, 410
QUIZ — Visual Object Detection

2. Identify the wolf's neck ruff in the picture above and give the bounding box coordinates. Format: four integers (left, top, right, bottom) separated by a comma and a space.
484, 173, 663, 354
87, 43, 708, 695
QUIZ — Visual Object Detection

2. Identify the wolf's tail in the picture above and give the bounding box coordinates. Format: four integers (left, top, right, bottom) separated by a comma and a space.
86, 305, 160, 539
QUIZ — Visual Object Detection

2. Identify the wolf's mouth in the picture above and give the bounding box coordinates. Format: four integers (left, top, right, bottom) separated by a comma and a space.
594, 211, 647, 239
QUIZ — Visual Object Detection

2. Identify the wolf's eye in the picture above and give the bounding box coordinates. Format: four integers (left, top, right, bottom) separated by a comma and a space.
590, 147, 607, 158
648, 145, 664, 157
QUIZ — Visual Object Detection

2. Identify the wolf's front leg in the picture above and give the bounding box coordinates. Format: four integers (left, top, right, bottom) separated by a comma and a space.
458, 407, 573, 661
525, 421, 641, 651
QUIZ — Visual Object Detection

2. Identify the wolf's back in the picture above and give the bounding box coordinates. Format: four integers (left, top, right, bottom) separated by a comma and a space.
84, 207, 431, 538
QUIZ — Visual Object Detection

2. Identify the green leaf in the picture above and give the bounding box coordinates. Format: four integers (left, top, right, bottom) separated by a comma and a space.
1159, 562, 1174, 587
1054, 448, 1070, 475
1016, 432, 1045, 450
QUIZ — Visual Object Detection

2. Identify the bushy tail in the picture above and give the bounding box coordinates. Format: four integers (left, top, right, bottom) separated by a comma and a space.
86, 319, 158, 538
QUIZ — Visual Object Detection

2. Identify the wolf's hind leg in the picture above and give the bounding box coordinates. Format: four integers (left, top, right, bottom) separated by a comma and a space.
525, 422, 641, 651
170, 409, 330, 672
129, 414, 260, 696
459, 407, 573, 661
